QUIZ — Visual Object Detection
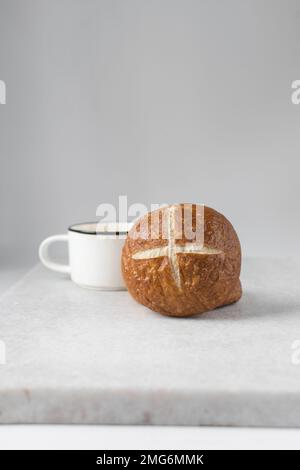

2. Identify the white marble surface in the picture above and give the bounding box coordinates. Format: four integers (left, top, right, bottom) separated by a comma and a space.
0, 258, 300, 426
0, 264, 30, 297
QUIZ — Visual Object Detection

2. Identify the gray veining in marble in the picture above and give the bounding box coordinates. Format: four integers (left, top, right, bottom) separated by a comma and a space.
0, 258, 300, 426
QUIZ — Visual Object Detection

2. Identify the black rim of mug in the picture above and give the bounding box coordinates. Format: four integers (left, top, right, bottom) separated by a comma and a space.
68, 222, 129, 236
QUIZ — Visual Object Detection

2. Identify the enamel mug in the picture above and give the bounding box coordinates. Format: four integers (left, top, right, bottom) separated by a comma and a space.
39, 222, 132, 290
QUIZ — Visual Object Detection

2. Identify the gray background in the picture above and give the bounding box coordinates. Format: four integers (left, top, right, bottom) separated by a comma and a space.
0, 0, 299, 267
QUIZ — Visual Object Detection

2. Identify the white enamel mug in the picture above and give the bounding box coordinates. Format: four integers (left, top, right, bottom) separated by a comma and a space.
39, 222, 132, 290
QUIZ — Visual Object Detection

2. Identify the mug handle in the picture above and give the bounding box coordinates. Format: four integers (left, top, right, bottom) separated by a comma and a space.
39, 234, 71, 274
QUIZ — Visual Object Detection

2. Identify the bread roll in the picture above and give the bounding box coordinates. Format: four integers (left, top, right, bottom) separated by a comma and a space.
122, 204, 242, 317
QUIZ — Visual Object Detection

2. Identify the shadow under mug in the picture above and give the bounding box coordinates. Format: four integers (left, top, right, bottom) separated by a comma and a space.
39, 222, 132, 290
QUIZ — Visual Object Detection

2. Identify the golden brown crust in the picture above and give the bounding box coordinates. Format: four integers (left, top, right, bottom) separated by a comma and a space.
122, 204, 242, 317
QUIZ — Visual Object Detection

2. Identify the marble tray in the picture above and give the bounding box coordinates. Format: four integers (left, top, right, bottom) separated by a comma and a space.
0, 259, 300, 426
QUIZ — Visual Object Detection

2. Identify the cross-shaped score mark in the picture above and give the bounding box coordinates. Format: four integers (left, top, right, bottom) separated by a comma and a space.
132, 205, 223, 289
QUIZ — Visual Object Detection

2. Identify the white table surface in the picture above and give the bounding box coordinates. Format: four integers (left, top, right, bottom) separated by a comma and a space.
0, 262, 300, 450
